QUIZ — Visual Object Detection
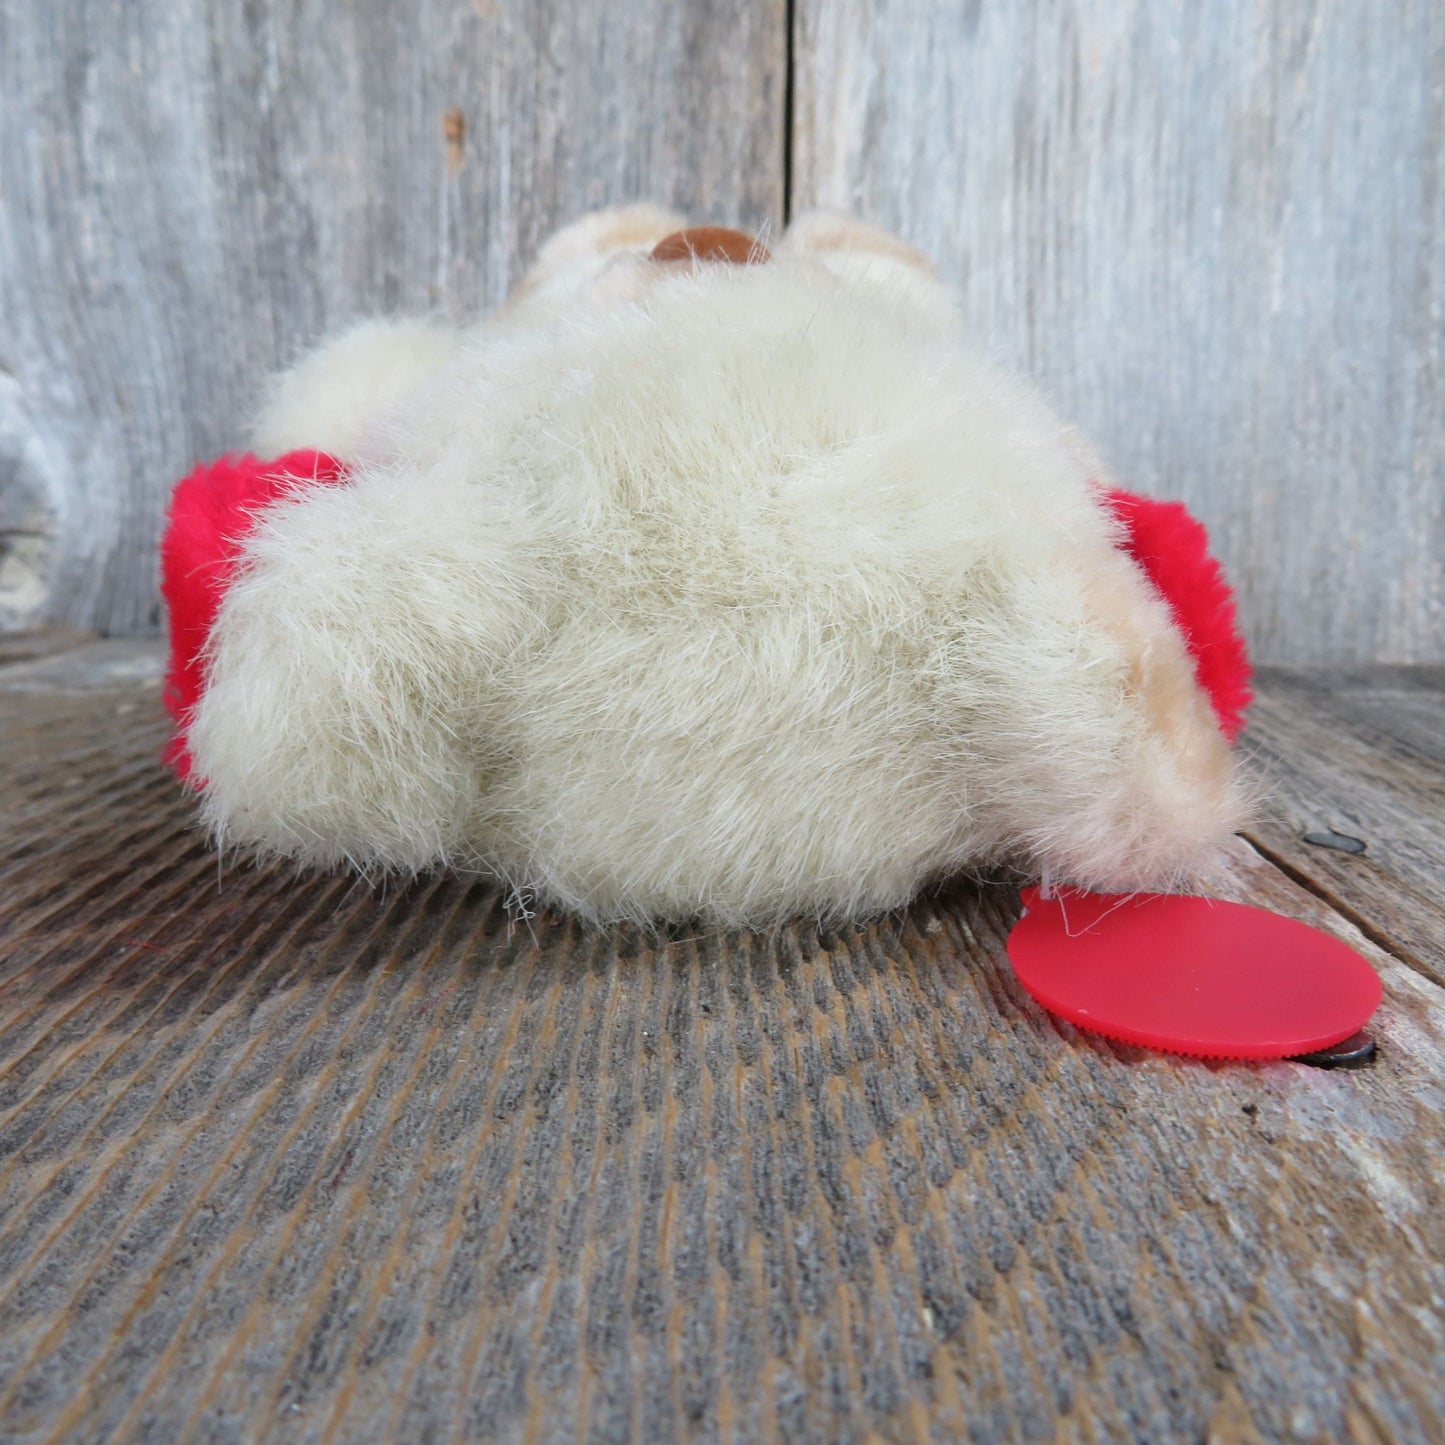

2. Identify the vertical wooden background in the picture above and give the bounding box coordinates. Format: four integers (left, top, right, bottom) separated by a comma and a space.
793, 0, 1445, 665
0, 0, 786, 636
2, 0, 1440, 662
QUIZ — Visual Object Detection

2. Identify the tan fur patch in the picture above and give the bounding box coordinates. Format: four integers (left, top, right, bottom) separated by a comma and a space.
650, 227, 770, 266
1085, 557, 1232, 793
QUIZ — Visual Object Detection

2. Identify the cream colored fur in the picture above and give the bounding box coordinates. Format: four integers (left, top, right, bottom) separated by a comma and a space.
253, 317, 463, 459
188, 206, 1250, 926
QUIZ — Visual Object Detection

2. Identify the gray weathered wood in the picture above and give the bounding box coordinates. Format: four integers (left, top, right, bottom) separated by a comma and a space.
1, 647, 1444, 1441
793, 0, 1445, 664
0, 0, 786, 635
0, 629, 97, 669
1243, 664, 1445, 985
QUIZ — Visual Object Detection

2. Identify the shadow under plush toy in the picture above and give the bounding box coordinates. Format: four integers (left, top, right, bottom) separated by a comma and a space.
162, 206, 1254, 929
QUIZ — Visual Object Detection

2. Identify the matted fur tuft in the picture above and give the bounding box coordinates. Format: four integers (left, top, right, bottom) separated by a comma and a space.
182, 207, 1252, 926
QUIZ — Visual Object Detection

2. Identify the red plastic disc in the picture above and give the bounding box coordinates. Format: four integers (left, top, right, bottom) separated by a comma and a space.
1007, 887, 1382, 1060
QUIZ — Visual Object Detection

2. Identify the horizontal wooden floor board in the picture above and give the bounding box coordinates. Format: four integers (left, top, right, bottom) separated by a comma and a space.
1243, 665, 1445, 984
1, 651, 1443, 1442
0, 632, 99, 669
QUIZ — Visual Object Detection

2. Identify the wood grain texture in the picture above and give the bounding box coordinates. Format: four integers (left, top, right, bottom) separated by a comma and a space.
1, 647, 1444, 1442
1242, 664, 1445, 986
0, 0, 786, 635
792, 0, 1445, 665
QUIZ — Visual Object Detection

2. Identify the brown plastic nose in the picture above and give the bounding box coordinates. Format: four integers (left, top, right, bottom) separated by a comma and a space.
650, 226, 770, 266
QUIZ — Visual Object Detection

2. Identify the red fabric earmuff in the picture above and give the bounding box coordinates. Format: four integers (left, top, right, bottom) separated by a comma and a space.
160, 450, 349, 781
1102, 487, 1252, 742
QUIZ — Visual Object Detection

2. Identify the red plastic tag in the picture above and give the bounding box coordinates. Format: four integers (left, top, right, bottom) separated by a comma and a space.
1007, 887, 1382, 1060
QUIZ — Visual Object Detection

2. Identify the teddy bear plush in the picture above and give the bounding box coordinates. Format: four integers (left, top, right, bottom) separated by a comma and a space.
162, 206, 1251, 927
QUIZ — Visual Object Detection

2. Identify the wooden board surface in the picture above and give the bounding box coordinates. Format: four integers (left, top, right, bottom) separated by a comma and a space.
2, 647, 1443, 1442
0, 0, 786, 635
792, 0, 1445, 665
1243, 666, 1445, 986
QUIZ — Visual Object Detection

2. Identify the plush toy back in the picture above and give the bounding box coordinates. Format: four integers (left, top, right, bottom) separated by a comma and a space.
159, 206, 1252, 926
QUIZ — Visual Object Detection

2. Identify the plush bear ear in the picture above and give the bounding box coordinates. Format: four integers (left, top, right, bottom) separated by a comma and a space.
781, 211, 936, 270
161, 451, 349, 782
778, 211, 952, 321
507, 203, 689, 306
1101, 487, 1253, 742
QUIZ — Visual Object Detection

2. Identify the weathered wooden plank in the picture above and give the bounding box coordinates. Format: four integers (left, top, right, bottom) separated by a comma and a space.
0, 0, 787, 636
1242, 665, 1445, 985
0, 630, 97, 669
1, 649, 1443, 1442
792, 0, 1445, 665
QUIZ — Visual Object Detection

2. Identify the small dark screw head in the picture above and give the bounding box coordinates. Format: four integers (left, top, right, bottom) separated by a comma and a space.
1302, 829, 1366, 854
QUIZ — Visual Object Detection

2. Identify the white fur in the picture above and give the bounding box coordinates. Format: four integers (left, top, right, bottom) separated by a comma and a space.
253, 318, 462, 458
189, 209, 1249, 926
